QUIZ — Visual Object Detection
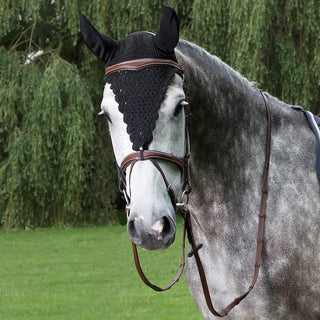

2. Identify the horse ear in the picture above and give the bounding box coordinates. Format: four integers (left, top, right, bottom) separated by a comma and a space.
154, 5, 179, 54
80, 15, 117, 63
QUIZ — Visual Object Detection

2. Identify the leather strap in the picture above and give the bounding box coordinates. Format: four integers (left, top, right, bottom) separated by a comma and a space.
182, 91, 272, 317
105, 58, 183, 77
121, 150, 184, 173
132, 220, 187, 291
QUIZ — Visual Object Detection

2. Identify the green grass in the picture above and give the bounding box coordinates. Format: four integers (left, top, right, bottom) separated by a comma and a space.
0, 220, 201, 319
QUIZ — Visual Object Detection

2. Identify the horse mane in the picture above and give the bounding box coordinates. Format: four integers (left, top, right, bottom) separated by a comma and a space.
176, 39, 258, 98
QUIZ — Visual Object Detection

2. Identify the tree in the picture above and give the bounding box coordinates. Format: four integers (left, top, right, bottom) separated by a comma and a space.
1, 0, 319, 228
191, 0, 320, 113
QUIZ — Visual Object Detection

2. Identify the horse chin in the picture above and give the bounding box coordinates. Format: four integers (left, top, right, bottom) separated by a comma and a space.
135, 233, 176, 251
127, 215, 176, 251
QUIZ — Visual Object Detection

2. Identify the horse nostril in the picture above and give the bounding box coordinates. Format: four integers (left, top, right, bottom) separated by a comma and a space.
161, 216, 172, 236
159, 216, 176, 245
128, 219, 139, 241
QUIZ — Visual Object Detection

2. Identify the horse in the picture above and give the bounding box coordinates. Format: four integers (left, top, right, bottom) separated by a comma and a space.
80, 5, 320, 320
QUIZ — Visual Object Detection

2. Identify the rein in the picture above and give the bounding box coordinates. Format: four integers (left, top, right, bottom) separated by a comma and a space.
183, 91, 272, 317
105, 58, 272, 317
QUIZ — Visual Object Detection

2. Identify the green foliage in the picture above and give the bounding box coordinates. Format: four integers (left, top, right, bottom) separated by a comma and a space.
190, 0, 320, 111
0, 51, 113, 227
1, 0, 320, 228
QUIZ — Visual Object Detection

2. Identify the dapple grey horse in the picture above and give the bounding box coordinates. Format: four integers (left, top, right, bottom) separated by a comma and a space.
81, 5, 320, 320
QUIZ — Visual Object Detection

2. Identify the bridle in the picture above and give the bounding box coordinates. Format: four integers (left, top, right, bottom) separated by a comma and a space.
105, 59, 192, 213
104, 58, 272, 317
105, 58, 192, 292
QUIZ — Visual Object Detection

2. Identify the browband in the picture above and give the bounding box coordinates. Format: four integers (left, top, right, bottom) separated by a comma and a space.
105, 58, 183, 76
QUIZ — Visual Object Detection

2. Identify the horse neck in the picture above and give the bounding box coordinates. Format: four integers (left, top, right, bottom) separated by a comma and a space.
176, 41, 270, 219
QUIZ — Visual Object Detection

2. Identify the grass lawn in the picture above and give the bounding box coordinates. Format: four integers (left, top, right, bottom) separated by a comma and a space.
0, 219, 201, 319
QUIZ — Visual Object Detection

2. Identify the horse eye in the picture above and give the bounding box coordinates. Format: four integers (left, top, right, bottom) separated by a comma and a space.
98, 110, 112, 123
173, 100, 187, 118
105, 114, 112, 123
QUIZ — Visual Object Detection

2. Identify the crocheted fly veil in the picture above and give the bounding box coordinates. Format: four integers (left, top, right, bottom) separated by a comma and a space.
106, 67, 178, 151
80, 5, 180, 150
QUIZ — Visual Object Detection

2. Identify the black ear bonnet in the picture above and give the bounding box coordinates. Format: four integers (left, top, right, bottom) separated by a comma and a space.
80, 5, 179, 66
80, 5, 182, 151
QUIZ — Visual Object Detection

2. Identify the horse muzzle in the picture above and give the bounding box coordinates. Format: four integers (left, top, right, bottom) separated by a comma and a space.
127, 213, 176, 250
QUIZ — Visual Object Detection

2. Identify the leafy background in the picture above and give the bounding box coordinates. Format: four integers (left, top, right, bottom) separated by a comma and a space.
1, 0, 320, 228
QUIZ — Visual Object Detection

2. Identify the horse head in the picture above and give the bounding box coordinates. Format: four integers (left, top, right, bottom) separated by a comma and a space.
80, 6, 189, 250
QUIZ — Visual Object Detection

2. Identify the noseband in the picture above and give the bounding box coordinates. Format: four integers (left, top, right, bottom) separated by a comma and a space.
120, 150, 187, 210
105, 58, 272, 318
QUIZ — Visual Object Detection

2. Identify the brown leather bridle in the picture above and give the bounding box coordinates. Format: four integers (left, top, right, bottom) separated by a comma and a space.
105, 59, 191, 211
105, 58, 272, 317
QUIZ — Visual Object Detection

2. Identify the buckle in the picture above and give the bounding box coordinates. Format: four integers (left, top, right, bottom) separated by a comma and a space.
176, 190, 189, 211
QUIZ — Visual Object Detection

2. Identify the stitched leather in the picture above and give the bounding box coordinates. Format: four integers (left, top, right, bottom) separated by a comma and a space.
105, 58, 183, 76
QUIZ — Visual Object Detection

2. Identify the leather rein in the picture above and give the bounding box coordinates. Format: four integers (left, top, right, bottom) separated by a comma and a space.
105, 58, 272, 317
